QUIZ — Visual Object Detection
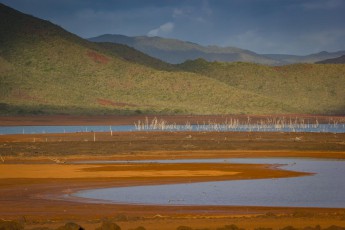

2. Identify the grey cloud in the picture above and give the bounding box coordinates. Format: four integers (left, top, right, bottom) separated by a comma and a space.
147, 22, 175, 37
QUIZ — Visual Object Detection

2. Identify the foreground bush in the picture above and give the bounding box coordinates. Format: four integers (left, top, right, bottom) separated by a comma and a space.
0, 220, 23, 230
217, 225, 244, 230
56, 223, 84, 230
95, 221, 121, 230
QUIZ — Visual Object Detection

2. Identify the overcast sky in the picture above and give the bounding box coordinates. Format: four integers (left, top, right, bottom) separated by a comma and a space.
1, 0, 345, 55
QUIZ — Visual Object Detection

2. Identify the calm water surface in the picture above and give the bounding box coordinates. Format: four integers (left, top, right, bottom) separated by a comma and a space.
1, 124, 345, 134
0, 125, 135, 134
73, 158, 345, 208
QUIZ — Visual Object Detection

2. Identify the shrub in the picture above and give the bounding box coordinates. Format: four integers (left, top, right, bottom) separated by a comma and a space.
324, 226, 345, 230
56, 223, 84, 230
0, 220, 23, 230
280, 226, 298, 230
131, 227, 146, 230
176, 226, 193, 230
217, 225, 244, 230
96, 221, 121, 230
303, 225, 321, 230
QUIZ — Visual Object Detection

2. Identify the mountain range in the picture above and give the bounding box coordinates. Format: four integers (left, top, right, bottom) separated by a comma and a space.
0, 3, 344, 115
89, 34, 345, 65
316, 55, 345, 64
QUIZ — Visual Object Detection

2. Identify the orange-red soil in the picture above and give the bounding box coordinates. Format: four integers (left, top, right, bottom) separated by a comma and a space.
0, 115, 345, 229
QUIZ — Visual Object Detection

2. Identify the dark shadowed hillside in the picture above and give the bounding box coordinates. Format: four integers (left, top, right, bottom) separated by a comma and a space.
316, 55, 345, 64
263, 51, 345, 64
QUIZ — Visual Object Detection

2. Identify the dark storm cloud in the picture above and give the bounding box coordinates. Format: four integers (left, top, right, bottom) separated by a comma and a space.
1, 0, 344, 54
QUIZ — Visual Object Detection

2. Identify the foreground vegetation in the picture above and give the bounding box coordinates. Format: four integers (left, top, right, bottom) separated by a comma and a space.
0, 3, 345, 116
1, 220, 345, 230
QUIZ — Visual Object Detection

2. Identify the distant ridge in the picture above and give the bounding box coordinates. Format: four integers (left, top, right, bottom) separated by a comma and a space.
89, 34, 345, 66
88, 34, 280, 65
263, 51, 345, 64
316, 55, 345, 64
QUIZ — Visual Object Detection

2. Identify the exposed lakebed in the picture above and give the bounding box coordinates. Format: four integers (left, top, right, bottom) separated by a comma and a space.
72, 158, 345, 208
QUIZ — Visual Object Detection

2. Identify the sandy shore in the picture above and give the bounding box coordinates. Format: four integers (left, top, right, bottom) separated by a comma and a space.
1, 127, 345, 229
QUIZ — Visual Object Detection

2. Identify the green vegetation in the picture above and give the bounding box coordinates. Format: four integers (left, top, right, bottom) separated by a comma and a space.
0, 3, 344, 115
179, 59, 345, 114
2, 219, 345, 230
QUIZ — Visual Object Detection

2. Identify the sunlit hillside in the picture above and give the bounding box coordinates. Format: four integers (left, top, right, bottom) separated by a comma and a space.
0, 3, 344, 115
179, 59, 345, 114
0, 3, 292, 115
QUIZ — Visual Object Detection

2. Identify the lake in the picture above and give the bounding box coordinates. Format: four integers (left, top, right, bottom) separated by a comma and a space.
72, 158, 345, 208
1, 123, 345, 134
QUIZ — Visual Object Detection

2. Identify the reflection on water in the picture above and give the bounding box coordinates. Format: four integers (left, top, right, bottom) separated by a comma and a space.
0, 125, 135, 135
1, 124, 345, 134
73, 158, 345, 208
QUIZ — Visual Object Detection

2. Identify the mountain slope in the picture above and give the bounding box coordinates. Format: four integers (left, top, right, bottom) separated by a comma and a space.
0, 3, 293, 115
88, 34, 280, 65
94, 42, 175, 71
263, 51, 345, 64
316, 55, 345, 64
179, 59, 345, 114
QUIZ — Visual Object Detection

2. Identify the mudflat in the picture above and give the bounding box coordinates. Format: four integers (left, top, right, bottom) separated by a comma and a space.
1, 116, 345, 229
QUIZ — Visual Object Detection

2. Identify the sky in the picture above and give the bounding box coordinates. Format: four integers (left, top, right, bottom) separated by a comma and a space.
1, 0, 345, 55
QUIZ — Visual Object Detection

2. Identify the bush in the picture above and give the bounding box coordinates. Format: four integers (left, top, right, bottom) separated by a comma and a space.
131, 227, 146, 230
303, 225, 321, 230
324, 226, 345, 230
176, 226, 193, 230
96, 221, 121, 230
217, 225, 244, 230
0, 220, 23, 230
56, 223, 84, 230
280, 226, 298, 230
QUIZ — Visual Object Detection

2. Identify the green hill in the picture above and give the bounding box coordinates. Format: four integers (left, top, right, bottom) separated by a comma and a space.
94, 42, 175, 71
0, 3, 295, 115
178, 59, 345, 114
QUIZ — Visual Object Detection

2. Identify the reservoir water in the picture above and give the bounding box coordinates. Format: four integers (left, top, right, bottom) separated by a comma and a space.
72, 158, 345, 208
1, 123, 345, 134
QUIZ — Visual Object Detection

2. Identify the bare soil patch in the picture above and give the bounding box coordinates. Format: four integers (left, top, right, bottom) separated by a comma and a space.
0, 125, 345, 229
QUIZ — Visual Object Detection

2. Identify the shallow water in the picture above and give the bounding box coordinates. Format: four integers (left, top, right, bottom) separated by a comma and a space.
0, 125, 135, 135
73, 158, 345, 208
1, 124, 345, 134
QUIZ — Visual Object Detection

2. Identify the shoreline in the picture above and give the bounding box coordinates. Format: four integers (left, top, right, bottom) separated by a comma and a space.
1, 153, 345, 229
1, 114, 344, 126
1, 130, 345, 229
